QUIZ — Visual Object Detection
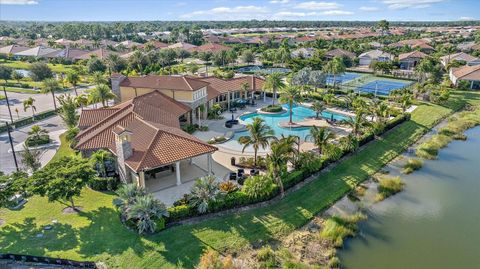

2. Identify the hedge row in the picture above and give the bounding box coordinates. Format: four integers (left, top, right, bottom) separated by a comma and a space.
165, 112, 410, 225
0, 110, 57, 133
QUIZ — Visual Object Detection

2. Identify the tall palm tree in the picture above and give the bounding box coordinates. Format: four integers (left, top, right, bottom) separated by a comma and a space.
75, 93, 89, 110
305, 126, 335, 155
105, 53, 124, 74
371, 101, 391, 124
41, 78, 60, 110
263, 72, 285, 105
279, 86, 303, 125
92, 71, 107, 86
323, 56, 346, 89
66, 71, 80, 96
238, 117, 276, 167
400, 92, 413, 112
23, 97, 36, 120
88, 84, 116, 107
279, 134, 300, 167
240, 82, 250, 100
311, 101, 325, 119
266, 140, 290, 197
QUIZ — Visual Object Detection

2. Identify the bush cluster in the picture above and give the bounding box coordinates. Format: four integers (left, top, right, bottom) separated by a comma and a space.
260, 104, 283, 113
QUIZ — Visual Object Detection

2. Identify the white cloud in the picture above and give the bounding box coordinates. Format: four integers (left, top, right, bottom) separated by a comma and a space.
269, 0, 289, 3
0, 0, 38, 4
321, 10, 354, 15
359, 6, 379, 12
274, 11, 308, 17
294, 1, 341, 10
459, 17, 477, 21
382, 0, 445, 10
180, 5, 268, 19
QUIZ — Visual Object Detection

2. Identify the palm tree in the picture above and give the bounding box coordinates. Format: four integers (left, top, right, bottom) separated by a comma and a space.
372, 101, 391, 124
339, 133, 359, 153
92, 71, 107, 86
305, 126, 335, 155
279, 134, 300, 167
66, 71, 80, 96
323, 93, 335, 106
266, 140, 290, 197
75, 93, 89, 110
311, 101, 325, 119
323, 56, 346, 89
188, 176, 221, 214
28, 125, 48, 141
240, 82, 250, 100
127, 194, 168, 234
105, 53, 124, 74
238, 117, 276, 167
41, 78, 61, 110
88, 84, 116, 107
23, 97, 36, 120
279, 86, 303, 125
400, 92, 413, 112
263, 72, 285, 105
342, 111, 370, 137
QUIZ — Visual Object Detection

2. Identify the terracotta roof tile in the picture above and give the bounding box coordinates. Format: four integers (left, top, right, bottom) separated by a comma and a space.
120, 75, 209, 91
399, 51, 428, 61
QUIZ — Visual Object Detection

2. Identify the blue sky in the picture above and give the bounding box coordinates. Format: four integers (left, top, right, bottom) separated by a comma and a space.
0, 0, 478, 22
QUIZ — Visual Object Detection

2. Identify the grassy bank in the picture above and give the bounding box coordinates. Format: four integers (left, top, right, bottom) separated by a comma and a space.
0, 91, 478, 268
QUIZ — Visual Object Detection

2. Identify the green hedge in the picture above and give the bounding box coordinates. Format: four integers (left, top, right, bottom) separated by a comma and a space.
88, 177, 119, 191
0, 110, 57, 133
260, 104, 283, 113
25, 134, 50, 147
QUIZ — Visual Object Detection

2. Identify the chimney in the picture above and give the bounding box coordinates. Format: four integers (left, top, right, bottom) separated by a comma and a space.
113, 126, 133, 183
110, 74, 126, 104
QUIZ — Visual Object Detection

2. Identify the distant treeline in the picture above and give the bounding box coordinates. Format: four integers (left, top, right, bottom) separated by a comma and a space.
0, 20, 478, 40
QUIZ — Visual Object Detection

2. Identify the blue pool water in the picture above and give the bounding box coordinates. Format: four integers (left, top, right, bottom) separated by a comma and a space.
356, 80, 411, 96
326, 72, 362, 85
223, 105, 350, 152
237, 65, 291, 74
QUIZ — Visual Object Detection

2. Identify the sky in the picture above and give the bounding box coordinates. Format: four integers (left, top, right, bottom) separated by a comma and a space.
0, 0, 478, 22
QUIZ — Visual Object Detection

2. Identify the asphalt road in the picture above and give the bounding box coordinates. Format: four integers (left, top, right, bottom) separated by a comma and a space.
0, 115, 66, 175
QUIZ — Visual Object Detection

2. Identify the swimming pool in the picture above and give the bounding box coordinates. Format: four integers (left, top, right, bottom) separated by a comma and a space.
326, 72, 362, 85
220, 105, 350, 152
356, 79, 412, 96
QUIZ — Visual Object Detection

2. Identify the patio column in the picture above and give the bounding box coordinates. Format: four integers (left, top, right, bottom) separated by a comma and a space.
471, 80, 474, 89
175, 161, 181, 186
227, 92, 231, 110
207, 153, 212, 176
138, 171, 145, 188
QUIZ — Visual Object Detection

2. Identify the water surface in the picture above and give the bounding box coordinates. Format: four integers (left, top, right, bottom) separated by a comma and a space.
338, 127, 480, 269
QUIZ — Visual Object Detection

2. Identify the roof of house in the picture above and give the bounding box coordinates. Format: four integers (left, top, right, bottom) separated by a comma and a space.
15, 46, 59, 57
440, 52, 479, 63
120, 75, 209, 91
324, 48, 356, 59
167, 42, 197, 50
78, 48, 116, 60
0, 44, 30, 54
75, 91, 215, 171
200, 75, 265, 94
358, 49, 393, 59
43, 47, 89, 60
115, 40, 142, 48
191, 43, 231, 53
451, 65, 480, 81
146, 40, 169, 49
398, 51, 428, 61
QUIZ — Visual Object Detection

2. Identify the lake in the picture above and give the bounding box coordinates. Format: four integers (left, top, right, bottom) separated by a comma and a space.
338, 127, 480, 269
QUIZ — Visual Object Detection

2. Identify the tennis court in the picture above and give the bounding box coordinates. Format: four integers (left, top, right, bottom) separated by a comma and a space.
356, 79, 411, 96
326, 72, 362, 85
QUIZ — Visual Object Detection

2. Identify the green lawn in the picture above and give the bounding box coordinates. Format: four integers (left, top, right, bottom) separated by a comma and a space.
2, 87, 39, 94
0, 91, 478, 268
1, 60, 75, 74
50, 133, 77, 162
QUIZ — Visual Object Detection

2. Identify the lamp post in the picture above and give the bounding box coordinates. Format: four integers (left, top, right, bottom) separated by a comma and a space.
3, 121, 19, 172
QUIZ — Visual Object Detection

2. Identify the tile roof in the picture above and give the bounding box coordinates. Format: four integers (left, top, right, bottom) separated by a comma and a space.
358, 49, 393, 60
120, 75, 209, 91
440, 52, 479, 63
399, 51, 428, 61
0, 45, 30, 54
78, 48, 116, 60
200, 75, 265, 94
451, 65, 480, 81
167, 42, 197, 50
15, 46, 59, 57
191, 43, 231, 53
324, 48, 356, 59
75, 90, 215, 172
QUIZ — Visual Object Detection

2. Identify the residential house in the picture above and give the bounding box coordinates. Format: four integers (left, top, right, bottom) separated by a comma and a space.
358, 49, 393, 66
440, 52, 480, 68
389, 39, 435, 53
115, 40, 142, 50
167, 42, 197, 51
75, 91, 217, 189
398, 51, 428, 70
190, 43, 231, 53
0, 44, 30, 55
78, 48, 116, 60
291, 48, 315, 59
457, 41, 480, 52
324, 48, 356, 61
14, 46, 60, 58
449, 65, 480, 90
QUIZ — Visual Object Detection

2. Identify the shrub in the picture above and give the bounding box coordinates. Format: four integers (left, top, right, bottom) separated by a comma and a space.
282, 170, 305, 189
243, 175, 277, 201
167, 204, 195, 222
25, 134, 50, 147
320, 213, 367, 247
402, 158, 423, 174
416, 134, 452, 159
154, 217, 166, 232
218, 181, 238, 193
188, 176, 222, 214
88, 176, 119, 191
375, 176, 404, 201
296, 151, 323, 174
260, 104, 283, 113
256, 246, 276, 268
